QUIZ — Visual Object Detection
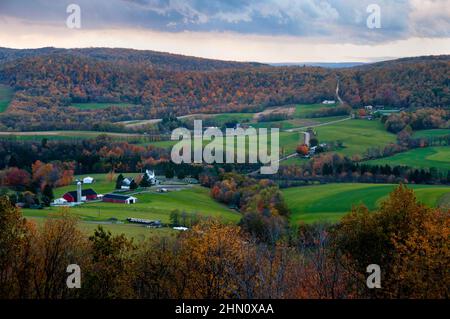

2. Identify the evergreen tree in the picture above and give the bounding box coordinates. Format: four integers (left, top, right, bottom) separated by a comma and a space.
129, 180, 138, 190
165, 169, 174, 179
170, 210, 180, 226
139, 173, 151, 188
42, 184, 54, 207
115, 174, 124, 190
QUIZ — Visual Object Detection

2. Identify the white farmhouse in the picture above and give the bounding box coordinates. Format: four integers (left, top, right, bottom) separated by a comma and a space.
83, 176, 95, 184
144, 169, 158, 185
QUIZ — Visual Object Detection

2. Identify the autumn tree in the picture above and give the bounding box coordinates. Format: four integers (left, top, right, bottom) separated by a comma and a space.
82, 226, 136, 299
332, 185, 450, 298
0, 196, 33, 298
31, 209, 88, 299
296, 144, 309, 156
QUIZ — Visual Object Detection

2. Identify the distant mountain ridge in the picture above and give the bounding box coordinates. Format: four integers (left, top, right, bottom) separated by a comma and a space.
0, 47, 266, 72
270, 62, 367, 68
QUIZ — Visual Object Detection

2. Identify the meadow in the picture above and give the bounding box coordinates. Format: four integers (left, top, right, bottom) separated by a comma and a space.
0, 84, 13, 112
363, 146, 450, 172
27, 216, 177, 241
23, 171, 240, 239
283, 183, 450, 224
294, 103, 337, 117
24, 186, 239, 222
412, 129, 450, 139
314, 119, 397, 157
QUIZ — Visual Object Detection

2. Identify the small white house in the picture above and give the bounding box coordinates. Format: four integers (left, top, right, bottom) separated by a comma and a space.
121, 177, 133, 189
83, 176, 95, 184
122, 178, 133, 186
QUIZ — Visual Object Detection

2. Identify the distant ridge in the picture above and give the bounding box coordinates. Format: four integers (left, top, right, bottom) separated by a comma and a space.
269, 62, 367, 68
0, 47, 266, 72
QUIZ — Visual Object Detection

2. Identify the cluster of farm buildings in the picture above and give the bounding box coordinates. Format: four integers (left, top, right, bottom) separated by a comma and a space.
53, 170, 157, 206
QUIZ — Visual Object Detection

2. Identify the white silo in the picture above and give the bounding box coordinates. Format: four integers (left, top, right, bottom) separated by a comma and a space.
77, 181, 82, 202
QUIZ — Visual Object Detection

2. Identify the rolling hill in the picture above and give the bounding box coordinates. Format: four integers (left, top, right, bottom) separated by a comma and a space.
0, 47, 265, 71
0, 48, 448, 132
283, 183, 450, 223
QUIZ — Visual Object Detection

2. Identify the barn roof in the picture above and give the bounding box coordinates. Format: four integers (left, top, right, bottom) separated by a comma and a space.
64, 189, 97, 198
103, 193, 135, 200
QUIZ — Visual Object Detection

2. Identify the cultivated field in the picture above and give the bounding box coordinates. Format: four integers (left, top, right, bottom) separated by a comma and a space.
314, 119, 397, 157
283, 183, 450, 224
294, 103, 337, 117
363, 146, 450, 172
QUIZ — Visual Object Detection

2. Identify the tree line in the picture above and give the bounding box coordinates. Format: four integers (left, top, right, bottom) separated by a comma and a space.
0, 185, 448, 299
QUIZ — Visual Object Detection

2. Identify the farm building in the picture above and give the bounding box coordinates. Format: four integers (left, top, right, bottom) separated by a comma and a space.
144, 169, 158, 185
82, 176, 95, 184
53, 198, 68, 205
103, 194, 137, 204
120, 177, 134, 190
63, 188, 98, 202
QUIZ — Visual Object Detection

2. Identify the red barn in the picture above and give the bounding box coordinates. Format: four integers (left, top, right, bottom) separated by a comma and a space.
63, 189, 98, 202
102, 194, 137, 204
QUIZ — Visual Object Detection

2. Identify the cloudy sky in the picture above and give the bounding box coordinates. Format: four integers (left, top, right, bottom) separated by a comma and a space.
0, 0, 449, 62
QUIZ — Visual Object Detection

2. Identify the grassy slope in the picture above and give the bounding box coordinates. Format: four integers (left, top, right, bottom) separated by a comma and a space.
24, 172, 239, 238
24, 186, 239, 223
27, 216, 177, 241
24, 172, 239, 225
0, 85, 13, 112
294, 103, 337, 117
413, 129, 450, 138
283, 183, 450, 224
314, 119, 397, 157
363, 146, 450, 172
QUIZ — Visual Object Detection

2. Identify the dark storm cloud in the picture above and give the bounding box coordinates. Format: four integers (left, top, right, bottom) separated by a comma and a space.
0, 0, 448, 42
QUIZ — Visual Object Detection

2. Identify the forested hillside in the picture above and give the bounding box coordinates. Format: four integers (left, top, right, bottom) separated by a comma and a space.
0, 48, 448, 131
0, 47, 264, 71
338, 56, 450, 108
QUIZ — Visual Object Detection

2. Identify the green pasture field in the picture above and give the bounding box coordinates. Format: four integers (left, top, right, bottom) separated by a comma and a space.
294, 103, 337, 117
314, 119, 397, 157
412, 129, 450, 139
27, 216, 177, 241
363, 146, 450, 173
283, 183, 450, 224
0, 85, 13, 112
23, 184, 240, 226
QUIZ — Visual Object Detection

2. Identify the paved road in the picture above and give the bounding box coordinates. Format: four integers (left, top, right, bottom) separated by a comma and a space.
336, 79, 344, 105
284, 116, 351, 133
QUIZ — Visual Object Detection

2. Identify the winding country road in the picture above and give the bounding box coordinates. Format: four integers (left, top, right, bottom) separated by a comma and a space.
336, 78, 344, 105
249, 80, 351, 175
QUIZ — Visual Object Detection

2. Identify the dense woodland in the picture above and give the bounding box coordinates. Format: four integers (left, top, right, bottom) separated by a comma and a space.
0, 185, 448, 299
0, 49, 448, 131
